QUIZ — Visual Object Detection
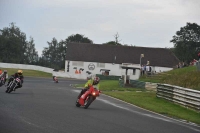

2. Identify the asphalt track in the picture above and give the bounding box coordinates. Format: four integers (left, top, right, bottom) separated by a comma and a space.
0, 77, 200, 133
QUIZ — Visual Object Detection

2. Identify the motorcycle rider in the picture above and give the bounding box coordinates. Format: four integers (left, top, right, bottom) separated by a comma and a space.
52, 75, 58, 83
0, 69, 2, 75
0, 70, 8, 84
6, 70, 24, 90
77, 76, 100, 99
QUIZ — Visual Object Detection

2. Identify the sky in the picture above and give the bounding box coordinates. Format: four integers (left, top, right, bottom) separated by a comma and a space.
0, 0, 200, 56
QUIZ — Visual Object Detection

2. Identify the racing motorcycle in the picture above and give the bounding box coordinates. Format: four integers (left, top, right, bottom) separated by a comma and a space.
5, 77, 21, 93
53, 76, 58, 83
76, 86, 100, 109
0, 77, 5, 87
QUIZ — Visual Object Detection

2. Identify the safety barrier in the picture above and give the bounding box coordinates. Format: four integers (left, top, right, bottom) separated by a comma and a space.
118, 78, 124, 87
0, 62, 53, 73
96, 74, 121, 80
157, 84, 200, 111
118, 80, 152, 89
0, 62, 87, 79
130, 80, 145, 89
145, 82, 157, 91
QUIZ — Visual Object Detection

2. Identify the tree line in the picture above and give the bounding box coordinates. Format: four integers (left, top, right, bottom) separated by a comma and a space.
0, 22, 199, 70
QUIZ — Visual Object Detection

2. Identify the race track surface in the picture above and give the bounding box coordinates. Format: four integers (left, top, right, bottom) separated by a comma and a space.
0, 77, 199, 133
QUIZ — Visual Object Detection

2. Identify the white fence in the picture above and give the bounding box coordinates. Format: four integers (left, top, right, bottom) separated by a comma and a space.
0, 62, 87, 79
157, 84, 200, 111
0, 63, 54, 73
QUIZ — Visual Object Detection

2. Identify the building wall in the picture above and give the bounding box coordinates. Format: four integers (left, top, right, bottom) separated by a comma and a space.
65, 60, 174, 79
65, 60, 122, 79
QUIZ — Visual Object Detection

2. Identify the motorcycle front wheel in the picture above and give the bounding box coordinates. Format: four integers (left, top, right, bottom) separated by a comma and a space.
84, 96, 94, 109
8, 83, 16, 93
76, 99, 81, 107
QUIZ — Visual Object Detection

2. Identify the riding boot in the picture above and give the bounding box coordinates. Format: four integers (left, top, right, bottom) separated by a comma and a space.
77, 89, 87, 99
77, 91, 83, 99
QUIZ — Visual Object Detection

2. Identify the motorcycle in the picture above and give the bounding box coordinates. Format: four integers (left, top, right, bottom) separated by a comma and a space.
53, 76, 58, 83
5, 77, 21, 93
0, 77, 5, 87
76, 86, 100, 109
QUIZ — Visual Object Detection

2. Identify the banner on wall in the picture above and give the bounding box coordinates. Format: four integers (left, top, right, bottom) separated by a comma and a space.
88, 63, 95, 70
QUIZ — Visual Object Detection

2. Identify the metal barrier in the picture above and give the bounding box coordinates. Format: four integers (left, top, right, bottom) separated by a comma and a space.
96, 74, 121, 80
119, 78, 124, 87
157, 84, 200, 111
130, 80, 145, 89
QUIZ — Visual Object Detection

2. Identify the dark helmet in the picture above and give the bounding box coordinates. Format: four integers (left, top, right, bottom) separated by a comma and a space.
93, 77, 100, 85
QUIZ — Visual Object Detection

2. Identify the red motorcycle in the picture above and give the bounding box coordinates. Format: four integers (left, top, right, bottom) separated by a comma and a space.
76, 86, 100, 109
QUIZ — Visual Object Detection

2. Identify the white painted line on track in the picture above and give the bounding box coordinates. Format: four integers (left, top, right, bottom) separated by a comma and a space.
19, 116, 41, 128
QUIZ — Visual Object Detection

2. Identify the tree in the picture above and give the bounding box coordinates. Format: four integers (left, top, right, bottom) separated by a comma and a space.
24, 37, 39, 64
114, 32, 122, 45
103, 32, 122, 45
0, 23, 38, 64
42, 38, 66, 69
65, 34, 93, 44
103, 41, 120, 46
57, 40, 67, 68
170, 22, 200, 63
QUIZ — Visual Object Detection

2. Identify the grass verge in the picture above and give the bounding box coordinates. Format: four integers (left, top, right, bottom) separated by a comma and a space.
139, 66, 200, 91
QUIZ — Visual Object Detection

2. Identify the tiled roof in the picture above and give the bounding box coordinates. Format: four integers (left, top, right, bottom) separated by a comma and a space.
66, 43, 179, 67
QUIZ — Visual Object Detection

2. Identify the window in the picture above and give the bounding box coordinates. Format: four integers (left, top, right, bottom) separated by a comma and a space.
72, 61, 84, 66
97, 63, 105, 68
103, 71, 109, 76
133, 69, 136, 75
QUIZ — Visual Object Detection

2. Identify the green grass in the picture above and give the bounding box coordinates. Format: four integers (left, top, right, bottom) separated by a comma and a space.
139, 66, 200, 91
103, 91, 200, 124
0, 68, 52, 78
75, 80, 143, 91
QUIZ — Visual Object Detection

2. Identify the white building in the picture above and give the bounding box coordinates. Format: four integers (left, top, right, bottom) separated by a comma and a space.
64, 43, 179, 80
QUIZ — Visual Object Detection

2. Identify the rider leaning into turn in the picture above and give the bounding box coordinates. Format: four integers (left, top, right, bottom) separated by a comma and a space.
77, 76, 100, 99
7, 70, 24, 90
0, 70, 8, 84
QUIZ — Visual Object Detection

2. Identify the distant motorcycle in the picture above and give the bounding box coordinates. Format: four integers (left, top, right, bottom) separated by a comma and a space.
53, 76, 58, 83
0, 77, 6, 87
5, 77, 21, 93
76, 86, 100, 109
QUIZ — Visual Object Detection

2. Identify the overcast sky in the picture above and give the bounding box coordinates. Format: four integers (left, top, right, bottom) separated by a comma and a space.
0, 0, 200, 56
